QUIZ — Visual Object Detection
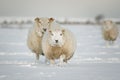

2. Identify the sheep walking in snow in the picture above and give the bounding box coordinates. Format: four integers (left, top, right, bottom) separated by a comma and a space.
42, 23, 76, 65
27, 17, 54, 61
102, 20, 119, 46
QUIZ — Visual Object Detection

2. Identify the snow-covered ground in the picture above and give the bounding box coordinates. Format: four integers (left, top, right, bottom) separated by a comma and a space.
0, 24, 120, 80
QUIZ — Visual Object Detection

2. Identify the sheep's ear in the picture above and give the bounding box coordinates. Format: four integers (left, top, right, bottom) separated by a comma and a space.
49, 18, 54, 22
34, 17, 40, 22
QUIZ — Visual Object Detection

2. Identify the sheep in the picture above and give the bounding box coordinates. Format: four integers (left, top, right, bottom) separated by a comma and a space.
42, 23, 76, 65
102, 20, 119, 45
27, 17, 54, 61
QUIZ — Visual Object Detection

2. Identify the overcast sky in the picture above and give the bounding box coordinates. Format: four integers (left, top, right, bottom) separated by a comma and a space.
0, 0, 120, 18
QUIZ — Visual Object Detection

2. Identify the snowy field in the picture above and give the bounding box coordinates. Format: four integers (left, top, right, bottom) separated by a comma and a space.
0, 24, 120, 80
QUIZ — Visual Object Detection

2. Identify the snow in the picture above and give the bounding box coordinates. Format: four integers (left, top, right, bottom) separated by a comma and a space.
0, 24, 120, 80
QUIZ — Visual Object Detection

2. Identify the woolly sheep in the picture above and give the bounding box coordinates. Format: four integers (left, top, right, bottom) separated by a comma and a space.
42, 23, 76, 65
27, 17, 54, 60
102, 20, 119, 45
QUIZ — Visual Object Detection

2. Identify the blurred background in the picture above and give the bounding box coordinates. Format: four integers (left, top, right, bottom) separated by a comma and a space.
0, 0, 120, 26
0, 0, 120, 80
0, 0, 120, 17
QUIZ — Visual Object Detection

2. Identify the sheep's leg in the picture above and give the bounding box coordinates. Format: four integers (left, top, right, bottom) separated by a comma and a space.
36, 53, 39, 60
35, 53, 39, 64
59, 54, 66, 66
50, 59, 55, 65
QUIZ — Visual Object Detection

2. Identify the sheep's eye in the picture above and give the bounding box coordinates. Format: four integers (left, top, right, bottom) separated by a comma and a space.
43, 28, 47, 31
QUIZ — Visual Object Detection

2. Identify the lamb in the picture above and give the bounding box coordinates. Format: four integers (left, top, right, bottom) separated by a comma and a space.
27, 17, 54, 61
102, 20, 119, 45
42, 23, 76, 65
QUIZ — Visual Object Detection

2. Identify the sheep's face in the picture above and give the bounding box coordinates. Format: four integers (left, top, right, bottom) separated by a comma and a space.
35, 17, 54, 36
103, 20, 113, 30
48, 29, 65, 47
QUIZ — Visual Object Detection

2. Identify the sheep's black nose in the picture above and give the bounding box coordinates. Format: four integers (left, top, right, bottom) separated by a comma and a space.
55, 40, 58, 43
43, 29, 47, 31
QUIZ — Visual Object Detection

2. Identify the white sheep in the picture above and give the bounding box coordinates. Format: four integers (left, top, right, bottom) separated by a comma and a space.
42, 23, 76, 65
27, 17, 54, 61
102, 20, 119, 45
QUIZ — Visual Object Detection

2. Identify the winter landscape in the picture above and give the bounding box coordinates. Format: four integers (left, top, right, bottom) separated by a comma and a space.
0, 22, 120, 80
